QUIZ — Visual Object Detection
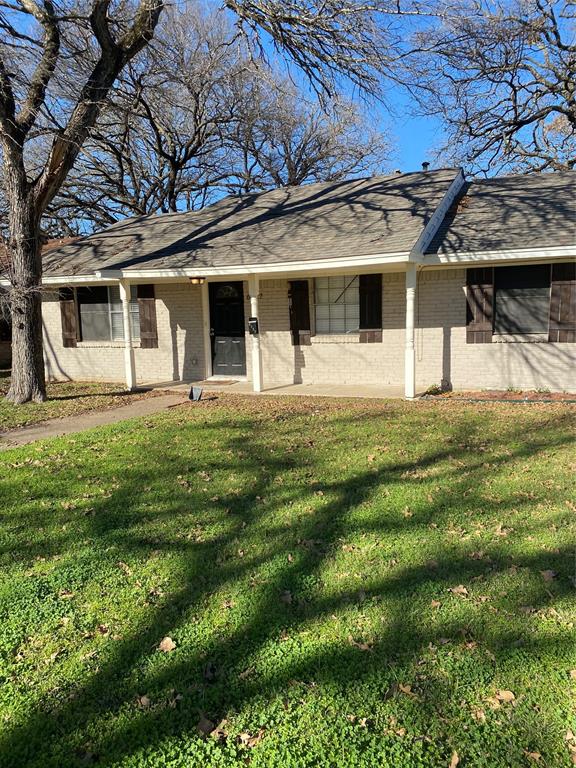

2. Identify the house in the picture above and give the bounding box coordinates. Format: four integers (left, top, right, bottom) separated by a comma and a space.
39, 168, 575, 397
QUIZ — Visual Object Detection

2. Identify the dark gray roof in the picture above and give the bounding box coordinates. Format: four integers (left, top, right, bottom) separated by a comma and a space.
43, 169, 458, 276
426, 171, 576, 256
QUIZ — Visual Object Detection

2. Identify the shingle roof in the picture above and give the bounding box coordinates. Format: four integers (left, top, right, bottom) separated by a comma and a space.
426, 171, 576, 256
43, 169, 459, 277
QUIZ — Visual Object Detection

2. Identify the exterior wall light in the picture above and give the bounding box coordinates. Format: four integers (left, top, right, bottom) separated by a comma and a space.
189, 277, 206, 285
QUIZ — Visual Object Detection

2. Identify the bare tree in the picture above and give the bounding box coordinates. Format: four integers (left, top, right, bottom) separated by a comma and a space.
0, 0, 163, 402
224, 76, 390, 193
46, 33, 391, 230
1, 0, 411, 402
406, 0, 576, 173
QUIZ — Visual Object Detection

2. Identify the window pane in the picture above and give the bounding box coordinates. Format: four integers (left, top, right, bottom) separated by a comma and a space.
345, 316, 359, 332
80, 308, 111, 341
495, 290, 550, 333
77, 286, 108, 306
314, 274, 360, 334
130, 310, 140, 340
108, 285, 121, 309
110, 311, 124, 341
494, 266, 550, 334
330, 304, 345, 320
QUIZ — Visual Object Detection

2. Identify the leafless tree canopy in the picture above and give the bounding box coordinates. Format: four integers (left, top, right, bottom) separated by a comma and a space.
40, 8, 391, 234
406, 0, 576, 173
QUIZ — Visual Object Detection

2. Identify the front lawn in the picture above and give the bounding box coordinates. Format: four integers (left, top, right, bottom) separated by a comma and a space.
0, 396, 574, 767
0, 376, 156, 431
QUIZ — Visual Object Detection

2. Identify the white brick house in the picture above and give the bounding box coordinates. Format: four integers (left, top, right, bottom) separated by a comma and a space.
39, 168, 576, 396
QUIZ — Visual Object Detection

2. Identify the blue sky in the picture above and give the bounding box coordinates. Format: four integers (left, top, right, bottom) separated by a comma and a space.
387, 104, 445, 174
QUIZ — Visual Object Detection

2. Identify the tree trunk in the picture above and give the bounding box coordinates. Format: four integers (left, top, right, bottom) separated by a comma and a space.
5, 197, 46, 404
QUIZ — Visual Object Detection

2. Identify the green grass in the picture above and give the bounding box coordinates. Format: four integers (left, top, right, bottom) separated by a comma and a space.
0, 376, 155, 431
0, 396, 575, 767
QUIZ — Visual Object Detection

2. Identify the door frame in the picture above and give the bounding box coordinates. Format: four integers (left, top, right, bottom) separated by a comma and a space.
202, 279, 248, 379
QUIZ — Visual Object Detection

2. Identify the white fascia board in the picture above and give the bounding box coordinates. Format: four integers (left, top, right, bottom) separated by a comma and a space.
115, 252, 409, 278
37, 275, 123, 286
416, 245, 576, 266
60, 251, 411, 283
409, 169, 466, 259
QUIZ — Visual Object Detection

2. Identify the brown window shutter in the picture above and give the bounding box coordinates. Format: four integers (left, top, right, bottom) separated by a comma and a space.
137, 284, 158, 348
549, 262, 576, 343
466, 267, 494, 343
59, 288, 79, 347
359, 274, 382, 343
288, 280, 311, 346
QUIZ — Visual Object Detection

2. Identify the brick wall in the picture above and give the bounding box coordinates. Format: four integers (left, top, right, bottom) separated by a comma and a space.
42, 268, 576, 393
256, 270, 575, 392
415, 268, 576, 392
258, 277, 404, 386
43, 283, 205, 385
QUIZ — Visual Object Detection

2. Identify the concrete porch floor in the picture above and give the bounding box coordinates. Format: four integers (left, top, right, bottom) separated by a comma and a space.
154, 379, 408, 399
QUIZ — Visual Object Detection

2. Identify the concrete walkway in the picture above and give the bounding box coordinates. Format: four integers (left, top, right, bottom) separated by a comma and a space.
0, 393, 187, 450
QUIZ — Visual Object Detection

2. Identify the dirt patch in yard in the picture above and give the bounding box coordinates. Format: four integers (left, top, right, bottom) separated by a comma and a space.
423, 390, 576, 403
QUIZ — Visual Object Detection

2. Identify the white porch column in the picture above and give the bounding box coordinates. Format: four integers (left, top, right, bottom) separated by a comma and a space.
119, 279, 136, 391
404, 264, 417, 400
248, 276, 263, 393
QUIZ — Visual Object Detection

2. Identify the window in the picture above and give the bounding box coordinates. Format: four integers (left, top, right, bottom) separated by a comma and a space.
77, 286, 140, 342
494, 265, 551, 334
314, 275, 359, 334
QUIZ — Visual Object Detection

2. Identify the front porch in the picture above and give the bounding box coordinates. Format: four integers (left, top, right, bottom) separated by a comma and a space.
157, 379, 409, 399
114, 264, 420, 399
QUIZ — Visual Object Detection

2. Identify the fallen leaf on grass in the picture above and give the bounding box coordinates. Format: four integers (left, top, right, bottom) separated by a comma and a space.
238, 729, 265, 748
158, 636, 176, 653
348, 635, 372, 652
210, 719, 228, 742
449, 751, 459, 768
541, 569, 557, 582
448, 585, 469, 597
570, 670, 576, 680
523, 751, 541, 762
431, 600, 441, 609
471, 708, 486, 723
495, 689, 515, 703
398, 683, 417, 698
137, 695, 151, 709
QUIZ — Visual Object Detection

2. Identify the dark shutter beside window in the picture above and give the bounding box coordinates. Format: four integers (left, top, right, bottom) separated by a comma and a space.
359, 274, 382, 343
137, 284, 158, 348
466, 267, 494, 343
549, 262, 576, 343
59, 288, 79, 347
288, 280, 311, 346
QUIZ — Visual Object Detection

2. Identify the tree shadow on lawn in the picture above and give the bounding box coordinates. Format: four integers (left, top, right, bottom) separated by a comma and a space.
0, 404, 574, 766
